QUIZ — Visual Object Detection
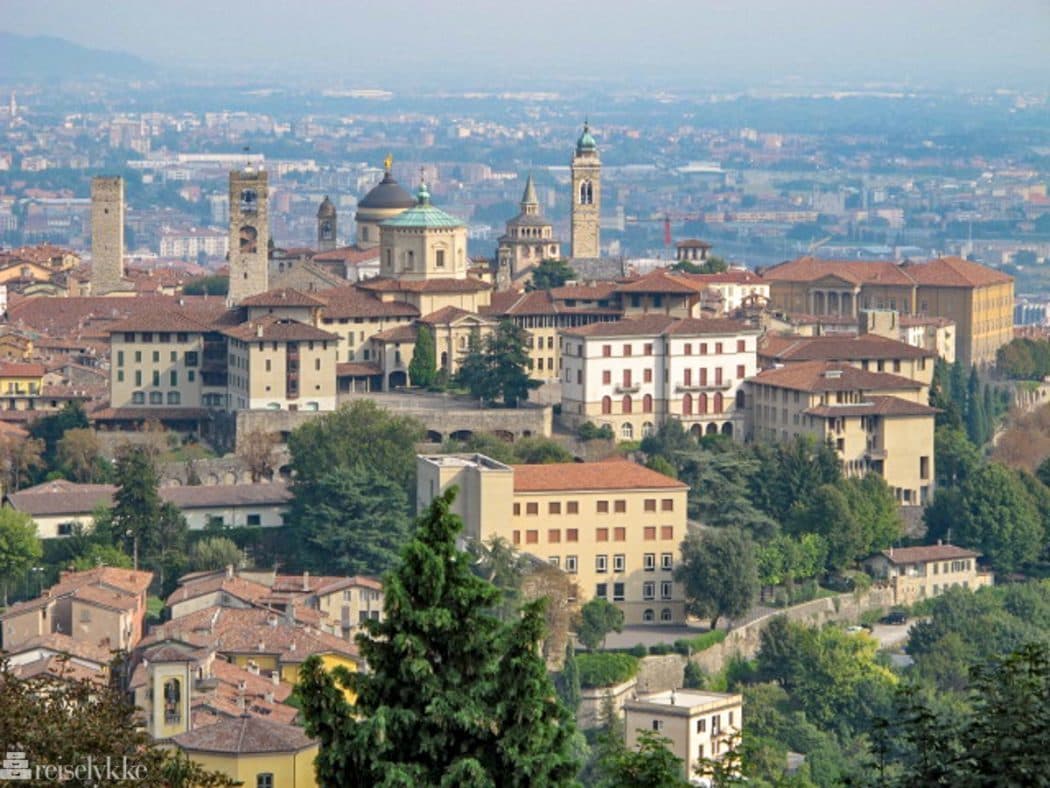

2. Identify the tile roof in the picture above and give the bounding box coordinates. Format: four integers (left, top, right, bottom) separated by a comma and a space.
336, 361, 382, 377
511, 459, 687, 493
877, 544, 980, 565
239, 288, 326, 307
3, 632, 114, 666
760, 333, 934, 362
106, 309, 212, 333
371, 323, 418, 342
9, 654, 106, 684
161, 481, 292, 509
564, 315, 757, 338
317, 285, 419, 319
804, 395, 939, 418
312, 245, 381, 264
70, 584, 140, 612
222, 315, 338, 343
170, 716, 315, 755
5, 295, 230, 339
748, 361, 924, 393
419, 305, 477, 324
615, 269, 705, 294
684, 269, 765, 286
166, 575, 272, 608
357, 277, 491, 294
902, 256, 1013, 287
0, 362, 45, 377
676, 239, 712, 249
549, 283, 619, 300
760, 257, 916, 286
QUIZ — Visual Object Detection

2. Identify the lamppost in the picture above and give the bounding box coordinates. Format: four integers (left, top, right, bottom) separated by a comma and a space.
30, 565, 44, 596
126, 528, 138, 571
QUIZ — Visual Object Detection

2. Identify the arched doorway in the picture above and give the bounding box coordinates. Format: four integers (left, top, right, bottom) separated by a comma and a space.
721, 422, 734, 437
705, 423, 718, 435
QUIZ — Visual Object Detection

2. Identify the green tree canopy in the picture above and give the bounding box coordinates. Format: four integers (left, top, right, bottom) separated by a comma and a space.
527, 259, 577, 291
953, 462, 1042, 572
297, 487, 579, 787
188, 536, 244, 572
675, 528, 759, 630
0, 507, 42, 606
576, 597, 625, 651
457, 321, 539, 407
408, 324, 437, 388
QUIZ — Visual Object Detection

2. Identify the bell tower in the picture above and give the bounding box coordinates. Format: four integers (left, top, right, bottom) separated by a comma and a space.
317, 196, 337, 252
228, 167, 269, 304
570, 121, 601, 259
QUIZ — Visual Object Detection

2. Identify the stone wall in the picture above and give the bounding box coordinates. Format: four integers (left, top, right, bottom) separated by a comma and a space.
578, 678, 636, 730
635, 654, 685, 694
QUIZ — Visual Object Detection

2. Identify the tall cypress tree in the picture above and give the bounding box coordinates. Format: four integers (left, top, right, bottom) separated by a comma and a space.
408, 324, 437, 388
965, 365, 986, 446
298, 488, 579, 787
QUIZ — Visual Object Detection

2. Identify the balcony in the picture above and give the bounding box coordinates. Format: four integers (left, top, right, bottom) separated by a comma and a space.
865, 447, 888, 460
675, 381, 731, 393
615, 383, 640, 394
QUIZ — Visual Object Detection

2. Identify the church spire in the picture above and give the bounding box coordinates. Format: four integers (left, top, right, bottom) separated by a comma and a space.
521, 173, 539, 216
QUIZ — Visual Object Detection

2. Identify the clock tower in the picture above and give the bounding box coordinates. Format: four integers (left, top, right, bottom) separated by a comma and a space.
570, 121, 601, 259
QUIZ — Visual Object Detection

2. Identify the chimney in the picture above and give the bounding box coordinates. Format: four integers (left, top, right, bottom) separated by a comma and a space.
257, 640, 265, 652
271, 671, 280, 686
302, 571, 310, 591
256, 323, 263, 338
225, 564, 234, 579
265, 691, 275, 704
289, 641, 296, 652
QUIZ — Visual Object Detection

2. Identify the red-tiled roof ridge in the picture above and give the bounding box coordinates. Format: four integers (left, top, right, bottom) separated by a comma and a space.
877, 543, 980, 564
511, 461, 687, 493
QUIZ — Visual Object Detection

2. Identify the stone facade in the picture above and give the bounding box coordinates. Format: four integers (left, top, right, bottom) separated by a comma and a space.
90, 176, 124, 295
317, 197, 337, 252
228, 169, 270, 304
570, 124, 601, 259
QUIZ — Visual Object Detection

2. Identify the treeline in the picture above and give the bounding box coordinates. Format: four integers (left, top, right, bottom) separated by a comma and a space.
996, 336, 1050, 381
929, 357, 1010, 447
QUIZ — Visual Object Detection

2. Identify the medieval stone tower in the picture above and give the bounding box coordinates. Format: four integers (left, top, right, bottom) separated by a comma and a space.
90, 176, 124, 295
570, 121, 601, 259
317, 196, 337, 252
228, 167, 269, 304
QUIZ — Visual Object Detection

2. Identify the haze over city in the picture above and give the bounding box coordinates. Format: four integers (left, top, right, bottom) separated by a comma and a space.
2, 0, 1048, 88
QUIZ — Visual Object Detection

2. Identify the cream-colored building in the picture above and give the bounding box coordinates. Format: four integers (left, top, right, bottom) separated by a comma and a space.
224, 316, 338, 411
417, 455, 688, 625
496, 175, 562, 286
624, 690, 742, 781
378, 182, 470, 282
561, 316, 760, 441
570, 122, 601, 259
686, 269, 770, 313
863, 543, 993, 606
746, 361, 936, 505
354, 159, 416, 249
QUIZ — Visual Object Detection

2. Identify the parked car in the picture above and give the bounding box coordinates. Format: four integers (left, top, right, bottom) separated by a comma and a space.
880, 610, 908, 625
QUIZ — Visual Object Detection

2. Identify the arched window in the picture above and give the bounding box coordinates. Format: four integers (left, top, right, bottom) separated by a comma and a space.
239, 226, 258, 253
682, 393, 692, 415
714, 392, 724, 414
239, 188, 257, 213
735, 389, 745, 409
601, 396, 612, 415
579, 180, 593, 205
643, 609, 655, 623
722, 422, 734, 437
643, 394, 653, 413
621, 422, 634, 440
660, 608, 672, 622
440, 351, 449, 369
642, 422, 654, 437
622, 395, 632, 414
163, 678, 182, 724
706, 423, 718, 435
697, 392, 708, 414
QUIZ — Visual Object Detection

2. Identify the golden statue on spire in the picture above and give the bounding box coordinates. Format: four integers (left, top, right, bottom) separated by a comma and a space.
383, 153, 393, 172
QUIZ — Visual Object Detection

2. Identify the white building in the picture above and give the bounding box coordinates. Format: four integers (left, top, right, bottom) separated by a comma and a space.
560, 315, 760, 441
159, 228, 229, 260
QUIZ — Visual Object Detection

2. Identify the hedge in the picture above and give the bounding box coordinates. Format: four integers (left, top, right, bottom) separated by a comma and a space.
673, 630, 727, 655
576, 652, 640, 688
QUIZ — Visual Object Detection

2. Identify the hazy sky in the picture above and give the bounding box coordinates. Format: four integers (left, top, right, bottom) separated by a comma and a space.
3, 0, 1048, 89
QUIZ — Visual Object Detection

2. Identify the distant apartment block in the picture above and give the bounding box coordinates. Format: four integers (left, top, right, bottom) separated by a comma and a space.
159, 228, 229, 260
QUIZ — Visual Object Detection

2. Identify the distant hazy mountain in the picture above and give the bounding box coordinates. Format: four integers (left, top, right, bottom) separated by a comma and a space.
0, 31, 157, 82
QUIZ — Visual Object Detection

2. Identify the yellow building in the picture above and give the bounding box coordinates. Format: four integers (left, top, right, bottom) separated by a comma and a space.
624, 690, 742, 781
170, 715, 318, 788
746, 361, 937, 505
0, 361, 44, 395
417, 455, 689, 625
863, 543, 993, 606
759, 256, 1014, 366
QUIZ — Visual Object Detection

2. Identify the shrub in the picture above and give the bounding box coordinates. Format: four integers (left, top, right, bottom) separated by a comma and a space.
576, 652, 640, 688
683, 661, 706, 689
648, 643, 673, 656
578, 422, 614, 442
628, 643, 648, 658
675, 630, 727, 655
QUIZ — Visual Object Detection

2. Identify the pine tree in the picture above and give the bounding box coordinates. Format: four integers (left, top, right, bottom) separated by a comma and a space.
487, 319, 538, 407
556, 642, 582, 714
457, 330, 498, 402
965, 365, 986, 446
409, 324, 437, 388
298, 487, 580, 786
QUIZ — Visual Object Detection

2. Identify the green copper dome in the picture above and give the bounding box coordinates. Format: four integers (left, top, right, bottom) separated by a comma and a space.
576, 121, 597, 153
381, 182, 464, 229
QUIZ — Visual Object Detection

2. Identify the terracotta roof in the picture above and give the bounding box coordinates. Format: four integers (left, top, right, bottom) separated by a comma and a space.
357, 276, 491, 294
70, 584, 140, 612
317, 285, 419, 319
2, 632, 114, 665
6, 479, 116, 515
91, 407, 213, 422
676, 239, 712, 249
106, 310, 212, 333
748, 361, 923, 393
511, 459, 687, 493
166, 575, 272, 608
371, 324, 418, 342
760, 257, 916, 286
171, 716, 315, 755
5, 295, 230, 339
549, 283, 619, 300
9, 654, 106, 683
684, 270, 765, 286
162, 481, 292, 509
902, 256, 1013, 288
52, 566, 154, 596
615, 269, 704, 294
336, 361, 382, 377
877, 544, 979, 565
0, 362, 45, 377
564, 315, 757, 338
419, 305, 475, 324
239, 288, 326, 307
804, 395, 939, 418
312, 245, 380, 264
222, 315, 337, 343
761, 334, 934, 362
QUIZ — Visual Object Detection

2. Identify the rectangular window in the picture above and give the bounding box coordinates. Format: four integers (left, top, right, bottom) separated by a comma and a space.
602, 370, 611, 385
567, 501, 579, 514
513, 530, 521, 544
697, 718, 706, 733
526, 530, 538, 544
597, 500, 609, 514
596, 528, 609, 542
644, 526, 657, 541
549, 556, 560, 568
257, 773, 274, 788
565, 556, 578, 573
715, 342, 724, 354
549, 502, 561, 515
149, 391, 163, 404
644, 343, 653, 355
596, 556, 608, 573
644, 582, 655, 600
117, 350, 124, 366
623, 344, 632, 356
596, 583, 607, 598
566, 528, 579, 542
548, 529, 561, 543
141, 332, 153, 343
700, 343, 708, 355
661, 526, 674, 540
513, 503, 521, 516
246, 514, 261, 526
661, 553, 673, 571
652, 719, 663, 731
134, 350, 142, 363
644, 553, 656, 571
645, 499, 657, 512
614, 500, 626, 513
684, 343, 692, 356
613, 554, 625, 572
613, 582, 625, 601
152, 351, 160, 363
737, 339, 746, 352
737, 364, 746, 379
661, 499, 674, 511
644, 368, 652, 383
661, 581, 673, 600
169, 370, 178, 386
602, 345, 611, 357
117, 370, 124, 382
526, 502, 538, 515
614, 527, 626, 541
